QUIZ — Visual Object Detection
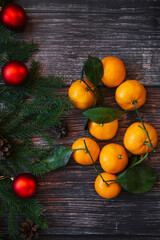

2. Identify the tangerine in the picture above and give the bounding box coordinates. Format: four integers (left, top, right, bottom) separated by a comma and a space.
101, 56, 126, 87
68, 79, 98, 109
88, 119, 118, 140
95, 172, 121, 199
99, 143, 128, 174
115, 80, 146, 110
72, 137, 100, 165
124, 122, 158, 155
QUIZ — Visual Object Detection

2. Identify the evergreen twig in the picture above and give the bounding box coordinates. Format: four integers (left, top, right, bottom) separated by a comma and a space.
0, 1, 71, 238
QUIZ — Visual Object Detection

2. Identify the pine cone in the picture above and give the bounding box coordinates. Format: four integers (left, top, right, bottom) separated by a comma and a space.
51, 122, 68, 140
20, 219, 39, 240
0, 135, 11, 160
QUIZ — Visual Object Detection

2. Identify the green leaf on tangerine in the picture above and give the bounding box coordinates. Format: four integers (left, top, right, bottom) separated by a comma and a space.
43, 145, 73, 171
117, 166, 158, 194
84, 55, 103, 87
117, 155, 138, 178
83, 107, 124, 123
118, 151, 149, 178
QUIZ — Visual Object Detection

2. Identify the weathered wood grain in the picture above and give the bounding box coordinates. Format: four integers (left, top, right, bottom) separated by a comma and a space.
0, 87, 160, 237
16, 0, 160, 14
16, 12, 160, 86
3, 234, 160, 240
35, 237, 160, 240
1, 0, 160, 239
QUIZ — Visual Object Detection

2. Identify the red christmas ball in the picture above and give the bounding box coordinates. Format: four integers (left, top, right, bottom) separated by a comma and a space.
2, 60, 28, 86
0, 3, 27, 31
12, 173, 37, 199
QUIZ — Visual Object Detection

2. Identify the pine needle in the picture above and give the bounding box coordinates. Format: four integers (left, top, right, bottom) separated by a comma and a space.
0, 2, 71, 238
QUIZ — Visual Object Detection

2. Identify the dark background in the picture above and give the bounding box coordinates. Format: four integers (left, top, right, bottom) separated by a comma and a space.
0, 0, 160, 239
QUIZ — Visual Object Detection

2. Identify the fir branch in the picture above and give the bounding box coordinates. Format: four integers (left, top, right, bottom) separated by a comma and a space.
0, 232, 3, 240
8, 206, 19, 238
0, 23, 15, 44
21, 99, 54, 114
30, 160, 49, 176
4, 111, 27, 132
0, 8, 71, 238
0, 163, 15, 176
0, 0, 13, 7
28, 60, 40, 84
14, 158, 46, 177
0, 201, 8, 217
12, 198, 49, 232
0, 178, 12, 187
31, 75, 66, 89
0, 181, 48, 238
7, 162, 20, 175
0, 185, 19, 209
0, 40, 38, 62
21, 199, 43, 218
38, 130, 54, 148
0, 93, 25, 110
6, 126, 40, 140
0, 52, 9, 66
1, 142, 51, 177
0, 60, 70, 118
13, 145, 49, 160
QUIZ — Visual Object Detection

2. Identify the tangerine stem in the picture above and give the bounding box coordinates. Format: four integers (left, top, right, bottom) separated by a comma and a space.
80, 65, 97, 108
107, 180, 116, 187
83, 138, 110, 187
133, 101, 155, 152
73, 148, 86, 151
125, 106, 136, 112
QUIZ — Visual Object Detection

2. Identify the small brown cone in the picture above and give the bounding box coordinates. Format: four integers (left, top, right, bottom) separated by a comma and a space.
51, 122, 68, 140
0, 135, 11, 160
20, 219, 39, 240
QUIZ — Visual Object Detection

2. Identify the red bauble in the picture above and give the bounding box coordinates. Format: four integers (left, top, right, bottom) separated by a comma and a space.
2, 60, 28, 86
12, 173, 37, 199
0, 3, 27, 31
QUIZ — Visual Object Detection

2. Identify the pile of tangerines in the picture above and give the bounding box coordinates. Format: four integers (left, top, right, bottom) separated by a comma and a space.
68, 56, 158, 199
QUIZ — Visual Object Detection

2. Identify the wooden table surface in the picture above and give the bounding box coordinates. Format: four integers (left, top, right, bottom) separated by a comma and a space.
1, 0, 160, 239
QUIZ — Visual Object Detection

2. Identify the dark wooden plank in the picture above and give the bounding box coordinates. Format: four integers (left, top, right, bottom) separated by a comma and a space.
3, 234, 160, 240
1, 0, 160, 238
0, 87, 160, 236
16, 0, 160, 14
16, 12, 160, 86
39, 236, 160, 240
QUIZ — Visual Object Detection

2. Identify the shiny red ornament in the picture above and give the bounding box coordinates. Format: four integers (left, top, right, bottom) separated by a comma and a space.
12, 173, 37, 199
2, 60, 28, 86
0, 3, 27, 31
